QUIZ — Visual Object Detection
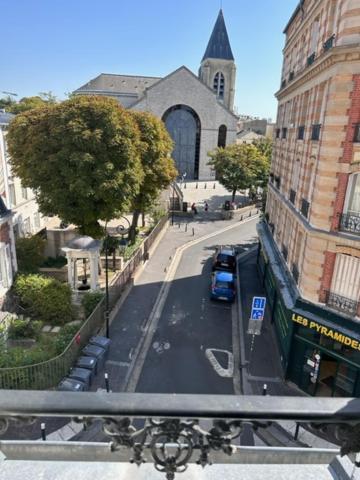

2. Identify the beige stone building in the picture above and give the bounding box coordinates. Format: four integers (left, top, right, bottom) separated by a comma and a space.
258, 0, 360, 397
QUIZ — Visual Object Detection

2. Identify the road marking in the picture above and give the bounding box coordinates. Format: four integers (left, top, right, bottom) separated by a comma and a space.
124, 215, 259, 392
205, 348, 234, 378
106, 360, 131, 368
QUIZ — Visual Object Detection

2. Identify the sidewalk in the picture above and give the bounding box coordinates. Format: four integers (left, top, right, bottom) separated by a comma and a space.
237, 250, 338, 449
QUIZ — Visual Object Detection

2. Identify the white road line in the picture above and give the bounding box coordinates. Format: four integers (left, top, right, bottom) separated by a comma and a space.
205, 348, 234, 378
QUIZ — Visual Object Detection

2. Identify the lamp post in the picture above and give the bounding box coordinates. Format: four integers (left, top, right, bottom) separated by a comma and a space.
171, 172, 187, 226
104, 217, 130, 338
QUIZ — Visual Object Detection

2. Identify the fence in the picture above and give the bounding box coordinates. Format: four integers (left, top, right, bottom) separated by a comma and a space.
0, 216, 169, 390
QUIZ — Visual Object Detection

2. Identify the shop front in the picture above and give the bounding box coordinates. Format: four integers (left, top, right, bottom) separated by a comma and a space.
288, 312, 360, 397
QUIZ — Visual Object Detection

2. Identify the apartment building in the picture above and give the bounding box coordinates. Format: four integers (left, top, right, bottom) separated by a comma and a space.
258, 0, 360, 396
0, 110, 46, 238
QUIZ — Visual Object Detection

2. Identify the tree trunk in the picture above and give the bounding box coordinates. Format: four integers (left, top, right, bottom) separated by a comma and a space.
232, 189, 236, 202
129, 210, 140, 245
141, 211, 145, 228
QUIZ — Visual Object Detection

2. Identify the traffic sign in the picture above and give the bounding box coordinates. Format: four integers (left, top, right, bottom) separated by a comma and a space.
250, 296, 266, 321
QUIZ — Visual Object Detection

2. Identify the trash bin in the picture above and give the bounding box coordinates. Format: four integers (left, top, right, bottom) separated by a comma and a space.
89, 336, 111, 359
68, 367, 92, 390
76, 355, 98, 378
82, 344, 106, 371
182, 202, 188, 213
58, 377, 86, 392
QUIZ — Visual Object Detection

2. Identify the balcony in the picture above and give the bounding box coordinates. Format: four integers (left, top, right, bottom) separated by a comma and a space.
289, 189, 296, 205
323, 35, 335, 52
307, 52, 316, 67
300, 198, 310, 219
339, 212, 360, 235
291, 263, 299, 284
0, 390, 359, 478
325, 290, 359, 317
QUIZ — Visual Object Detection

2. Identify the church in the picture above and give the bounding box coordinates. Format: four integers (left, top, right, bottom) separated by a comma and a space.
75, 10, 238, 180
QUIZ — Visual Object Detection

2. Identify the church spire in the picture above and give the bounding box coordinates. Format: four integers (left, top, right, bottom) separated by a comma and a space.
202, 10, 234, 62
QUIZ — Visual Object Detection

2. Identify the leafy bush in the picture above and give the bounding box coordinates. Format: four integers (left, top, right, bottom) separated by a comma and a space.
81, 291, 104, 318
14, 274, 74, 325
7, 318, 42, 340
16, 236, 46, 273
41, 256, 67, 268
53, 323, 81, 354
123, 236, 142, 261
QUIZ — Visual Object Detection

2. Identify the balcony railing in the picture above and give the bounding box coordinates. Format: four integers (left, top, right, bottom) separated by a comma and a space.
291, 263, 299, 284
339, 212, 360, 235
307, 52, 316, 66
289, 189, 296, 205
323, 34, 335, 52
325, 290, 359, 317
2, 390, 360, 476
300, 198, 310, 219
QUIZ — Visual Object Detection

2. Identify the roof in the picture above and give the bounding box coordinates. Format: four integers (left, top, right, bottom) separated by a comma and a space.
75, 73, 161, 96
214, 271, 234, 281
0, 111, 15, 126
283, 0, 304, 34
202, 10, 234, 62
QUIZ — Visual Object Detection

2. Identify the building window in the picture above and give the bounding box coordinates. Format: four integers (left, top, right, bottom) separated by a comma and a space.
298, 126, 305, 140
327, 254, 360, 316
354, 124, 360, 143
213, 72, 225, 99
34, 212, 41, 229
0, 243, 12, 289
276, 129, 280, 139
217, 125, 227, 148
21, 187, 28, 200
9, 184, 16, 207
311, 124, 321, 141
23, 217, 31, 235
282, 128, 287, 139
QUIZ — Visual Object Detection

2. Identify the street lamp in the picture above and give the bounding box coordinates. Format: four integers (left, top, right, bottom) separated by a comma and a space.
104, 217, 130, 338
171, 172, 187, 226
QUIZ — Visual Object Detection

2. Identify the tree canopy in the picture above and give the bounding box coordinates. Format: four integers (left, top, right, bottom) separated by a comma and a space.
208, 143, 270, 201
0, 92, 57, 114
7, 95, 143, 237
128, 111, 177, 242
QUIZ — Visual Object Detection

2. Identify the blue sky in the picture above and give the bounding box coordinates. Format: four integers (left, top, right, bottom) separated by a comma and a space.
1, 0, 297, 120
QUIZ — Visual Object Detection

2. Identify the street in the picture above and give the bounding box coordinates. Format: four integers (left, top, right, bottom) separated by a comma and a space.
134, 217, 258, 394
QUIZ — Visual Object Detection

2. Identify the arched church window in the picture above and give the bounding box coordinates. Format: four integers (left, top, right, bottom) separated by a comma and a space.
213, 72, 225, 99
218, 125, 227, 148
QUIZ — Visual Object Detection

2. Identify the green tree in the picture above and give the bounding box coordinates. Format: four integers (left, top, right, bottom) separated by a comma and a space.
0, 95, 17, 112
128, 111, 177, 243
16, 235, 46, 273
0, 92, 57, 114
208, 143, 270, 201
7, 95, 143, 237
252, 137, 273, 164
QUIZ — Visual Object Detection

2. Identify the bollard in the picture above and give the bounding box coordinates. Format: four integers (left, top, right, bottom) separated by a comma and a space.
178, 222, 181, 229
213, 183, 216, 189
105, 373, 110, 393
262, 384, 267, 396
204, 183, 207, 189
196, 183, 198, 189
41, 423, 46, 441
192, 227, 195, 236
185, 223, 188, 232
294, 423, 300, 441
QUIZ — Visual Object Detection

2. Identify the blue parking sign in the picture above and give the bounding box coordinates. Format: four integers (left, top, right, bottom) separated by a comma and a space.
250, 296, 266, 321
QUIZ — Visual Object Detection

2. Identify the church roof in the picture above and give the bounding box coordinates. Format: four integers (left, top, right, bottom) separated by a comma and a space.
75, 73, 161, 96
202, 10, 234, 62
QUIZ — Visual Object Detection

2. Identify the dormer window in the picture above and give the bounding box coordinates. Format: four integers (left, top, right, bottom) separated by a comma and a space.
213, 72, 225, 99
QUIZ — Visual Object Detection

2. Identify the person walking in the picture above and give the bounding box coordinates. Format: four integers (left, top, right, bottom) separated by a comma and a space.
191, 203, 198, 215
204, 202, 209, 212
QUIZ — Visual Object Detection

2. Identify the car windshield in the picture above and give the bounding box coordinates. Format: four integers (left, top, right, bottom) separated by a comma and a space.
217, 254, 233, 263
215, 281, 234, 289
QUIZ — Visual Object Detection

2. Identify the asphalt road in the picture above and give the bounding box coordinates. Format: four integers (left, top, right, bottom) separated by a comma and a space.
136, 218, 258, 394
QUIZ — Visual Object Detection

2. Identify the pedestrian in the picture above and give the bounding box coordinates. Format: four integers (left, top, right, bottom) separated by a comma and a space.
191, 202, 198, 215
204, 202, 209, 212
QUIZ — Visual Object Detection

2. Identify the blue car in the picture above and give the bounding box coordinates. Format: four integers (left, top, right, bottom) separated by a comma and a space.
210, 271, 236, 302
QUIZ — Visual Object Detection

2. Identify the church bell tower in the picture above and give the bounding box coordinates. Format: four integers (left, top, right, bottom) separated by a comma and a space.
199, 10, 236, 111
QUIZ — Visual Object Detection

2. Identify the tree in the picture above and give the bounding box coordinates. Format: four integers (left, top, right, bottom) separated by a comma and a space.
0, 92, 57, 114
0, 95, 17, 112
7, 95, 143, 237
208, 143, 270, 201
128, 111, 177, 243
252, 137, 272, 164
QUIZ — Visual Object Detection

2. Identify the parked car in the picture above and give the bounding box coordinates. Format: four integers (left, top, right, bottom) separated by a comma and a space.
212, 246, 236, 273
210, 271, 236, 302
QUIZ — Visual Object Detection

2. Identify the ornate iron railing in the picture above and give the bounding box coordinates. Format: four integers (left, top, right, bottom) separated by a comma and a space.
325, 290, 359, 317
289, 189, 296, 205
291, 263, 299, 284
323, 35, 335, 52
300, 198, 310, 219
307, 52, 316, 66
339, 212, 360, 235
1, 391, 360, 479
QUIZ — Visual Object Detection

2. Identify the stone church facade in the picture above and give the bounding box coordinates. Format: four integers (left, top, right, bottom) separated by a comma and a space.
75, 10, 238, 180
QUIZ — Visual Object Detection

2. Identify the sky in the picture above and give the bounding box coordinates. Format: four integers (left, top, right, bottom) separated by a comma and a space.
0, 0, 297, 120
